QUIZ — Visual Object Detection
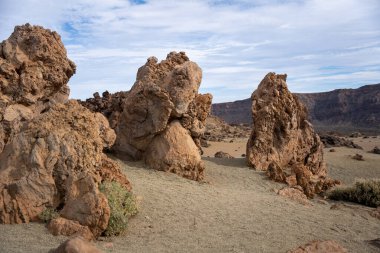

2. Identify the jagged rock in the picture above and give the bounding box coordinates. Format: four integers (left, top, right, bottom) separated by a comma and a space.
145, 121, 204, 180
79, 91, 129, 129
277, 187, 311, 206
48, 217, 94, 241
50, 237, 103, 253
0, 23, 76, 154
287, 240, 348, 253
214, 151, 234, 159
0, 25, 132, 239
320, 134, 362, 149
106, 52, 211, 180
0, 101, 126, 237
247, 73, 337, 197
204, 115, 250, 142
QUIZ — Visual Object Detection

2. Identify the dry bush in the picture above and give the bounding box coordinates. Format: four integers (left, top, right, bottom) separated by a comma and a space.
329, 180, 380, 207
99, 181, 138, 236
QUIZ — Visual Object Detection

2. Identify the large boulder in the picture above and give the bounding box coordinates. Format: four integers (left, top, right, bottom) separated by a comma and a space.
96, 52, 212, 180
246, 73, 337, 197
0, 24, 132, 238
145, 121, 204, 180
0, 24, 75, 153
0, 101, 130, 237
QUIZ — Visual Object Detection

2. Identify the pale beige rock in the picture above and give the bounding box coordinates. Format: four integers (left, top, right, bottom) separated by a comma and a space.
247, 73, 337, 197
145, 121, 204, 180
287, 240, 348, 253
50, 237, 103, 253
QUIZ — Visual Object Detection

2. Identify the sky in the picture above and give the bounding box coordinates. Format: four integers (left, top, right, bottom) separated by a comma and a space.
1, 0, 380, 103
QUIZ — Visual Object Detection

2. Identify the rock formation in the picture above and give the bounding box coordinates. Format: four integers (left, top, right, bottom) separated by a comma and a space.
246, 73, 337, 197
50, 236, 103, 253
319, 134, 362, 149
0, 24, 132, 239
212, 83, 380, 135
81, 52, 212, 181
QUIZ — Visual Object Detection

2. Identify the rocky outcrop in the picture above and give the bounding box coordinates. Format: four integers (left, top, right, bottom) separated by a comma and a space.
214, 151, 234, 159
50, 237, 103, 253
0, 24, 132, 239
287, 240, 348, 253
79, 91, 129, 129
212, 83, 380, 135
320, 134, 362, 149
0, 24, 76, 154
247, 73, 337, 197
81, 53, 212, 180
203, 115, 250, 142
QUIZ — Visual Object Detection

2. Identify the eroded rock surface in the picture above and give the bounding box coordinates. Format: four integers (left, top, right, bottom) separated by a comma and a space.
0, 24, 76, 154
0, 24, 132, 239
50, 237, 103, 253
81, 52, 212, 180
247, 73, 337, 197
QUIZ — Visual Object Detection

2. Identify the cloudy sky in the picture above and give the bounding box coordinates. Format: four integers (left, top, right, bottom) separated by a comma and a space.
1, 0, 379, 102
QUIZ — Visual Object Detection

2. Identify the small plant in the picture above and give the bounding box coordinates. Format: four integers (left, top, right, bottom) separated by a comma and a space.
38, 207, 59, 223
328, 179, 380, 207
99, 181, 138, 236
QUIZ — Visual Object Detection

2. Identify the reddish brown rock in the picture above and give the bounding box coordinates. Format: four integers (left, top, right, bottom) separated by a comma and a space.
0, 101, 118, 237
278, 187, 311, 206
48, 217, 94, 241
50, 237, 103, 253
145, 121, 204, 180
0, 24, 76, 154
247, 73, 337, 197
214, 151, 234, 159
0, 25, 132, 239
287, 240, 348, 253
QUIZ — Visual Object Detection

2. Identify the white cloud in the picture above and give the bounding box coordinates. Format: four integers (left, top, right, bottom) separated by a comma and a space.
1, 0, 379, 103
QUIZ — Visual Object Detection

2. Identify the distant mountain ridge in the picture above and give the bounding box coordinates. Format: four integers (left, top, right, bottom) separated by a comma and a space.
212, 83, 380, 134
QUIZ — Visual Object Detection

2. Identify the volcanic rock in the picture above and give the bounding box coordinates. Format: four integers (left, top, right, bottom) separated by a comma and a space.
319, 134, 362, 149
247, 73, 337, 197
0, 24, 76, 154
50, 237, 103, 253
108, 52, 211, 180
0, 24, 132, 239
287, 240, 348, 253
145, 121, 204, 180
214, 151, 234, 159
277, 187, 311, 206
48, 217, 94, 241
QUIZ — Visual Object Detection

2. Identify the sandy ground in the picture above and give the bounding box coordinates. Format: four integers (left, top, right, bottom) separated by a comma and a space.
0, 137, 379, 253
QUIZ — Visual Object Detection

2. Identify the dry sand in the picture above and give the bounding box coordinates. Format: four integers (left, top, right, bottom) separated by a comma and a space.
0, 137, 379, 253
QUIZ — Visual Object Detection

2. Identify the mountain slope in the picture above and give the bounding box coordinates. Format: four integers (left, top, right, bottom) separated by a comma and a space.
212, 83, 380, 134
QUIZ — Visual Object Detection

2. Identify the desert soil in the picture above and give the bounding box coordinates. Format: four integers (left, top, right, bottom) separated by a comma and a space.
0, 137, 379, 253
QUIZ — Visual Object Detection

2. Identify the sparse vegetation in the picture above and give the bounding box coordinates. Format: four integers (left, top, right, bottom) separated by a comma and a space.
99, 181, 138, 236
329, 180, 380, 207
38, 208, 59, 223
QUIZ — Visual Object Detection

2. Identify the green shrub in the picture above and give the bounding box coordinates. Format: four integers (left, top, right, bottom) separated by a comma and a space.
328, 179, 380, 207
99, 181, 138, 236
38, 208, 59, 223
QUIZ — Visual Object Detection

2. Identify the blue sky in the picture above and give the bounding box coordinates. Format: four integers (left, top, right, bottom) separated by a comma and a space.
1, 0, 379, 102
